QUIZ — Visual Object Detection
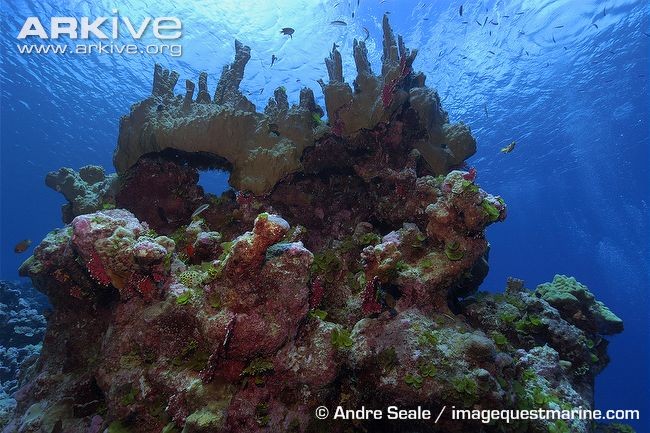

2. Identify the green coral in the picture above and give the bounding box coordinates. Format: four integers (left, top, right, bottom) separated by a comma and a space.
536, 275, 623, 334
452, 376, 478, 405
417, 330, 439, 346
499, 311, 519, 324
121, 386, 138, 406
309, 309, 328, 320
358, 232, 381, 246
312, 112, 324, 126
481, 199, 501, 221
418, 256, 435, 269
241, 358, 274, 376
418, 362, 437, 378
172, 340, 209, 371
548, 420, 571, 433
176, 291, 192, 305
331, 328, 353, 349
404, 373, 423, 388
311, 250, 341, 283
444, 241, 464, 261
491, 331, 508, 347
515, 314, 543, 332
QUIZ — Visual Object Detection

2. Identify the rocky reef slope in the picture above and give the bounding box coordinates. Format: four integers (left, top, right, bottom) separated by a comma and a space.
5, 16, 628, 433
0, 281, 47, 428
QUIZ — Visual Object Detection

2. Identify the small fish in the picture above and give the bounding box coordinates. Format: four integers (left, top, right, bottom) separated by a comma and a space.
462, 21, 468, 24
516, 11, 524, 15
483, 16, 488, 26
552, 35, 556, 43
191, 203, 210, 219
271, 54, 278, 67
500, 141, 516, 154
554, 25, 564, 28
490, 20, 498, 25
592, 23, 599, 29
603, 6, 606, 16
488, 50, 495, 54
331, 20, 347, 26
280, 27, 295, 38
459, 4, 463, 16
363, 26, 370, 41
14, 239, 32, 253
525, 50, 529, 55
476, 20, 482, 26
503, 15, 510, 18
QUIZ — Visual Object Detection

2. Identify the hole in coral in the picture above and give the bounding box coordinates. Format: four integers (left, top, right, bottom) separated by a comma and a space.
199, 169, 231, 196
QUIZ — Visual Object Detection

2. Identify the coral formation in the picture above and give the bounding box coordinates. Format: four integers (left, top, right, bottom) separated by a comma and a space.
6, 15, 630, 433
113, 16, 473, 195
45, 165, 118, 223
536, 274, 623, 335
0, 281, 47, 427
114, 40, 325, 195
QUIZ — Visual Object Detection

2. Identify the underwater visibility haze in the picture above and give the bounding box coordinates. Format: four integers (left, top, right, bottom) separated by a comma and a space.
0, 0, 648, 432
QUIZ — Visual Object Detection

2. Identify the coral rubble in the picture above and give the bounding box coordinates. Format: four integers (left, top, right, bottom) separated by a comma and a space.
7, 16, 630, 433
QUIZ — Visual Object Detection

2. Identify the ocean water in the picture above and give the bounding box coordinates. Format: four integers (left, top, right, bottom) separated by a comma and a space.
0, 0, 648, 430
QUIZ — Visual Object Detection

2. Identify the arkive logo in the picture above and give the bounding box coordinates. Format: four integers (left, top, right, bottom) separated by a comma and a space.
17, 10, 182, 40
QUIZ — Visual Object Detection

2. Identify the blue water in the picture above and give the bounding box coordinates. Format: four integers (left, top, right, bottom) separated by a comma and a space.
1, 0, 648, 429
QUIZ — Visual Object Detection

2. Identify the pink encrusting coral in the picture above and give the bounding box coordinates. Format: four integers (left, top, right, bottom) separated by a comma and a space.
7, 14, 627, 433
69, 209, 175, 299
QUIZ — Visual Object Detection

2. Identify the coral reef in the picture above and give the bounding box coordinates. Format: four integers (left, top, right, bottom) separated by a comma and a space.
0, 281, 47, 428
113, 16, 473, 195
319, 16, 475, 173
6, 15, 630, 433
46, 165, 118, 223
536, 274, 623, 335
114, 40, 325, 195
